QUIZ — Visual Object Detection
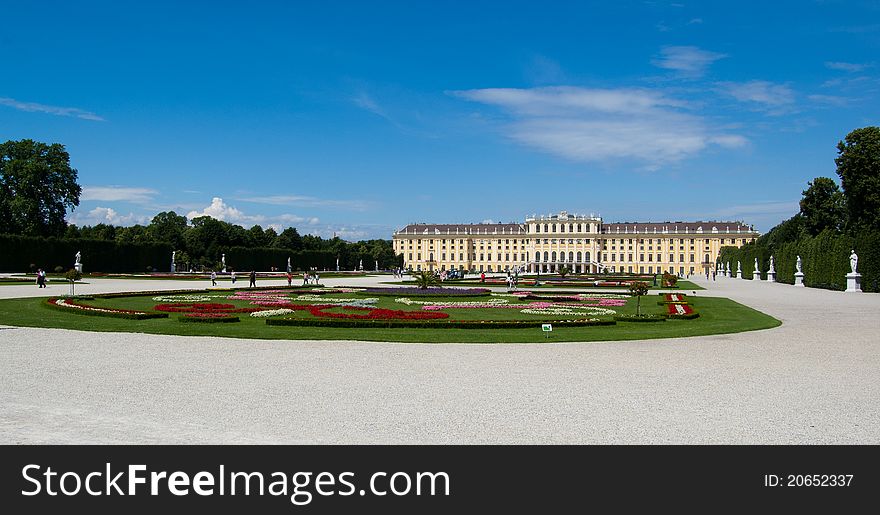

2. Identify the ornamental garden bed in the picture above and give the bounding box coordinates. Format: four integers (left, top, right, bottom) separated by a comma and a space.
21, 285, 773, 342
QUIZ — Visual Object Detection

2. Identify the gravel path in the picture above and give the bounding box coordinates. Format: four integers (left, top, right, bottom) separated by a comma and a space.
1, 275, 877, 444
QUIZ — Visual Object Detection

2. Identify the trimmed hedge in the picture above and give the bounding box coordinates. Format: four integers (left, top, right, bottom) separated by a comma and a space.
0, 235, 171, 273
266, 318, 617, 329
613, 314, 666, 322
178, 315, 240, 323
719, 229, 880, 292
665, 312, 700, 320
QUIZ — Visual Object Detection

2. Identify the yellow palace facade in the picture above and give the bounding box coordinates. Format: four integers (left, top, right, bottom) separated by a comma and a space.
392, 211, 759, 276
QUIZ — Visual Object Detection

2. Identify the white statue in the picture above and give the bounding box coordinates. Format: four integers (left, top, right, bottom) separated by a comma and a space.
74, 251, 81, 265
336, 257, 339, 271
769, 256, 775, 273
850, 250, 858, 274
222, 253, 226, 266
754, 257, 759, 272
359, 259, 363, 270
171, 251, 176, 263
796, 255, 802, 273
375, 260, 379, 271
287, 257, 291, 273
737, 260, 741, 273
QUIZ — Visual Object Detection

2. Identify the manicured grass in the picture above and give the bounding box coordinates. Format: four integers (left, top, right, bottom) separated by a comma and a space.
0, 291, 779, 343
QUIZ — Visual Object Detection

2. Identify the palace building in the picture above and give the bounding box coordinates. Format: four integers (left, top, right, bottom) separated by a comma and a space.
392, 211, 759, 276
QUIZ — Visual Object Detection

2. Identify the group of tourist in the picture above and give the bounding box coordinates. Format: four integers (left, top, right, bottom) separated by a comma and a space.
302, 272, 320, 285
34, 269, 47, 288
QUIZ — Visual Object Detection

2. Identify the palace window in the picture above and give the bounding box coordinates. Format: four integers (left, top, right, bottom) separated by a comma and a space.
669, 254, 674, 262
577, 251, 582, 262
408, 253, 412, 260
640, 254, 644, 261
543, 251, 549, 261
628, 254, 633, 262
552, 252, 557, 261
680, 254, 684, 263
690, 254, 695, 262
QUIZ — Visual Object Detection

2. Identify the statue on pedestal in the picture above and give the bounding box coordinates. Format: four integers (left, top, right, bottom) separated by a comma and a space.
287, 257, 292, 274
796, 255, 802, 273
850, 250, 858, 274
171, 251, 176, 273
74, 251, 82, 272
769, 256, 775, 273
221, 253, 227, 273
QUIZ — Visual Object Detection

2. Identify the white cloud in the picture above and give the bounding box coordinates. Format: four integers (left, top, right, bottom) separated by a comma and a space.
825, 61, 873, 72
69, 207, 149, 226
452, 86, 745, 165
651, 46, 726, 78
81, 186, 157, 203
236, 194, 372, 211
717, 80, 795, 114
0, 97, 105, 121
186, 197, 320, 229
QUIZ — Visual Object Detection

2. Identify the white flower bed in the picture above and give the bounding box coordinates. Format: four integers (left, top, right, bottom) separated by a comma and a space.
152, 295, 216, 302
294, 295, 378, 307
520, 306, 617, 316
53, 298, 125, 314
250, 309, 295, 318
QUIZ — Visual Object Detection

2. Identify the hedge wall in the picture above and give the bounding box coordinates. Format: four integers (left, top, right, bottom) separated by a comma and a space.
718, 229, 880, 292
0, 235, 172, 273
221, 247, 337, 272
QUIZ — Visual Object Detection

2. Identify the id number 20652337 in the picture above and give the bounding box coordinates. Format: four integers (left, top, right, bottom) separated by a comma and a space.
764, 474, 853, 487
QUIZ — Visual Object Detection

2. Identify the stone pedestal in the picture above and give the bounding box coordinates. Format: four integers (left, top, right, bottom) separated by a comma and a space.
74, 263, 82, 273
845, 272, 862, 293
736, 270, 742, 279
794, 272, 804, 287
752, 271, 761, 280
766, 271, 775, 282
171, 263, 176, 273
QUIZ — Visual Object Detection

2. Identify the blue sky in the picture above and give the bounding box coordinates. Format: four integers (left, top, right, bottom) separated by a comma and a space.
2, 1, 878, 240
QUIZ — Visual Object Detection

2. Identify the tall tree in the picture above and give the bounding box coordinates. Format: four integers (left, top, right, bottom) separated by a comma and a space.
0, 139, 81, 236
273, 227, 303, 250
835, 126, 880, 231
799, 177, 846, 236
147, 211, 188, 249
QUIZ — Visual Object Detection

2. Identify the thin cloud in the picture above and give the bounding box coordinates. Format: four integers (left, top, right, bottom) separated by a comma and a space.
452, 86, 745, 165
716, 80, 795, 113
0, 97, 105, 121
651, 46, 726, 78
235, 194, 372, 211
807, 94, 852, 107
81, 186, 158, 203
824, 61, 873, 72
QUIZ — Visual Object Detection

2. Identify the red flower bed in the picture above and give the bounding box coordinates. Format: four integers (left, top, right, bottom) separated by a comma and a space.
154, 302, 261, 313
307, 304, 449, 320
666, 303, 695, 316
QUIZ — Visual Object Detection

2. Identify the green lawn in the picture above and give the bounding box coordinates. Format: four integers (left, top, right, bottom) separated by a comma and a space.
0, 290, 780, 343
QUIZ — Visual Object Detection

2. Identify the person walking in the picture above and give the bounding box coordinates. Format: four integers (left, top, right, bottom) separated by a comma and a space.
231, 269, 236, 284
210, 270, 217, 286
315, 272, 320, 285
480, 272, 486, 283
287, 271, 292, 287
36, 269, 45, 288
303, 272, 309, 286
249, 270, 257, 288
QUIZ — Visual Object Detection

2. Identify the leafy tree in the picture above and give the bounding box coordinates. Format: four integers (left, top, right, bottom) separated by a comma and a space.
411, 270, 440, 289
147, 211, 188, 248
558, 266, 569, 278
274, 227, 303, 250
65, 268, 82, 296
115, 224, 150, 244
836, 126, 880, 231
246, 225, 271, 247
628, 281, 649, 316
0, 139, 82, 236
799, 177, 846, 235
79, 223, 117, 240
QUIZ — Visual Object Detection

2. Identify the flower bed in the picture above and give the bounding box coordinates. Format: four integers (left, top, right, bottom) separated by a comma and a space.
665, 303, 700, 319
179, 313, 240, 323
153, 303, 262, 314
520, 306, 618, 316
307, 305, 450, 320
152, 294, 216, 303
45, 298, 168, 320
657, 293, 689, 305
294, 295, 378, 307
357, 287, 490, 297
266, 317, 616, 329
250, 308, 295, 318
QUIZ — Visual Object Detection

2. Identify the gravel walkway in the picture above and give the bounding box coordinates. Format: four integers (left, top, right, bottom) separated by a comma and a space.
1, 275, 877, 444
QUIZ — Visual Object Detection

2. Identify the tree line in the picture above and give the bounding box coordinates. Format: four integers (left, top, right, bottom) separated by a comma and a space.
0, 138, 400, 272
720, 126, 880, 291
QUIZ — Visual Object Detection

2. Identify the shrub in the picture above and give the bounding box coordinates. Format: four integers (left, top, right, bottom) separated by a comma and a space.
54, 266, 64, 273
